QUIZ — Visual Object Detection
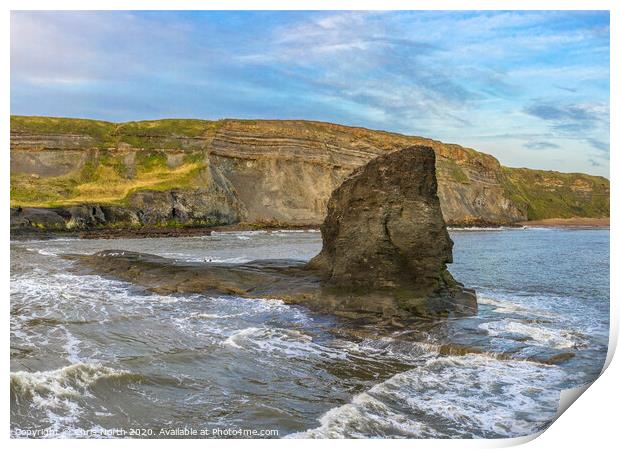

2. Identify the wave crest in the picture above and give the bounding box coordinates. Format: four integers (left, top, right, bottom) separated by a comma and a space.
11, 363, 135, 410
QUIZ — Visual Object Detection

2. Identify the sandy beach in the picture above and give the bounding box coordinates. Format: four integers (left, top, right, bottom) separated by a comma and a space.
520, 217, 610, 228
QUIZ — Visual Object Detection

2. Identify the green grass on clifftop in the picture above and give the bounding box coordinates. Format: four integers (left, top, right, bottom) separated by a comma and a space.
10, 115, 610, 221
500, 167, 610, 220
10, 148, 207, 208
11, 116, 220, 150
11, 116, 117, 148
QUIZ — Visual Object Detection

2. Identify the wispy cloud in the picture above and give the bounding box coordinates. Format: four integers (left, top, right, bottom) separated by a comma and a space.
585, 138, 610, 153
11, 11, 215, 87
554, 85, 578, 93
10, 10, 610, 177
524, 102, 606, 128
523, 101, 609, 156
523, 141, 561, 150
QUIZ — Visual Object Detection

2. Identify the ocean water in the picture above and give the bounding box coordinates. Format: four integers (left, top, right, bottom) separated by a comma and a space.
10, 227, 609, 438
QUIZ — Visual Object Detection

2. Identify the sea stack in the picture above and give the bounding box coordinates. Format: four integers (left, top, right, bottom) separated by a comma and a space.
71, 146, 476, 320
308, 145, 476, 315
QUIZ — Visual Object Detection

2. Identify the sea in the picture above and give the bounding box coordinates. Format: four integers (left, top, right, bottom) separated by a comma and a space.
10, 227, 610, 439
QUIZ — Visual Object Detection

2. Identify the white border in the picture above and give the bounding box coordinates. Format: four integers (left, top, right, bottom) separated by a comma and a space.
4, 1, 618, 10
3, 1, 616, 448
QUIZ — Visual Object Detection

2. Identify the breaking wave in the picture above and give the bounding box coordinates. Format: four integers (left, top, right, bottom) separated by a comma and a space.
11, 363, 137, 412
290, 354, 564, 439
10, 228, 609, 438
479, 319, 586, 350
223, 326, 347, 360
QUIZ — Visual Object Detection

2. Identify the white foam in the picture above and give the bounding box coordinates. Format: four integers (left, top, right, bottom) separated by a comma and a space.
207, 295, 310, 322
291, 354, 565, 439
204, 256, 252, 264
37, 248, 58, 256
61, 326, 83, 364
353, 338, 441, 363
448, 226, 521, 232
10, 269, 208, 361
477, 295, 558, 319
223, 326, 346, 360
212, 230, 268, 237
24, 247, 58, 256
479, 319, 584, 349
189, 312, 244, 320
11, 363, 135, 438
11, 363, 130, 410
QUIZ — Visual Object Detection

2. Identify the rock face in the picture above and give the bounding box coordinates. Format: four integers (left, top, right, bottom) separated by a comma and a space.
124, 186, 244, 227
308, 146, 475, 315
10, 116, 610, 232
73, 146, 477, 320
309, 146, 453, 293
10, 187, 243, 231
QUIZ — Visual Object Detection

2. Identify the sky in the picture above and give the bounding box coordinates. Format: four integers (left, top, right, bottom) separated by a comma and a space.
10, 10, 610, 177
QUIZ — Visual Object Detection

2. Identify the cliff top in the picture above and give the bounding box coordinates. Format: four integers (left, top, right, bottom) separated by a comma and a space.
10, 115, 609, 182
10, 115, 610, 221
10, 115, 498, 166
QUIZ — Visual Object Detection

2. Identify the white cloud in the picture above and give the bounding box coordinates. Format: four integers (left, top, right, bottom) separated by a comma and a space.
10, 11, 610, 177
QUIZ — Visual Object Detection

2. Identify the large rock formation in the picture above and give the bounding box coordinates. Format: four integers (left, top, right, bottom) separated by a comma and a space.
309, 146, 455, 292
72, 146, 476, 320
10, 116, 610, 232
307, 146, 475, 315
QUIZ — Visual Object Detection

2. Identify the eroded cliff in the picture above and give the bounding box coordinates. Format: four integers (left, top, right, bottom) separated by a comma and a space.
10, 116, 610, 230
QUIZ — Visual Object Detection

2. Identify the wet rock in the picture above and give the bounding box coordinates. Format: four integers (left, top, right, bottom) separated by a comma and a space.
10, 207, 66, 229
65, 205, 107, 228
10, 186, 244, 233
100, 206, 141, 227
518, 346, 577, 365
126, 188, 242, 227
529, 351, 575, 365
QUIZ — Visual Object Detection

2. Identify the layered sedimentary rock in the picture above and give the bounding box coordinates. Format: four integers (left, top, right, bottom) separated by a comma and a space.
307, 146, 476, 315
310, 146, 455, 292
11, 116, 610, 231
73, 146, 476, 320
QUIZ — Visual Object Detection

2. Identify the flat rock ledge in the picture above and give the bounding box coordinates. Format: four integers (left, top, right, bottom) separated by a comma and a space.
71, 146, 477, 321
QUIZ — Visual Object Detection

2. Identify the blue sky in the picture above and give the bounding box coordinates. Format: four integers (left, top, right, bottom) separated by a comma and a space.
10, 11, 610, 177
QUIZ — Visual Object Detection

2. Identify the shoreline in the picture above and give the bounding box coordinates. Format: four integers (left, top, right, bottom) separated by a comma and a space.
518, 217, 610, 228
9, 222, 321, 241
10, 217, 609, 241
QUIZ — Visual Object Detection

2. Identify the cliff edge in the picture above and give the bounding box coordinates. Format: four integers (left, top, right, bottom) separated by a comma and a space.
10, 116, 610, 231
